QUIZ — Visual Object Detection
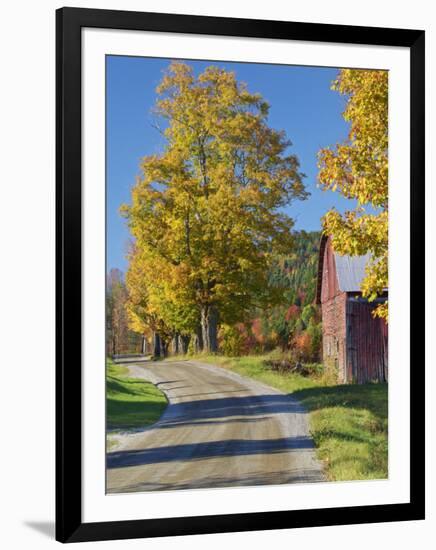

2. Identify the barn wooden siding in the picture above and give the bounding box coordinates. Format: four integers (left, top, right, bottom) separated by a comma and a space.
317, 234, 388, 384
321, 293, 347, 381
346, 298, 388, 383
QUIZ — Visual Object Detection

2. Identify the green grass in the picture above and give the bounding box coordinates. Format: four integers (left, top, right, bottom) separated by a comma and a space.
195, 354, 321, 392
190, 354, 388, 481
106, 359, 167, 431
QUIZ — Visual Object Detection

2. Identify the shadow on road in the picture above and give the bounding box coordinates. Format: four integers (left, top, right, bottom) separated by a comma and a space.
160, 393, 305, 426
113, 468, 322, 492
107, 435, 314, 468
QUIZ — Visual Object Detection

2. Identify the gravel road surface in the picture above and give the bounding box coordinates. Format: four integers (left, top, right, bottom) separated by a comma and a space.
106, 360, 325, 493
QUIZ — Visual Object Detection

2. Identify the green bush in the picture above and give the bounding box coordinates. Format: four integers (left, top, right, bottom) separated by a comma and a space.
219, 324, 246, 356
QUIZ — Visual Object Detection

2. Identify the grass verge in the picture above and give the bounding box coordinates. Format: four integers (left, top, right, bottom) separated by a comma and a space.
191, 354, 388, 481
106, 359, 167, 432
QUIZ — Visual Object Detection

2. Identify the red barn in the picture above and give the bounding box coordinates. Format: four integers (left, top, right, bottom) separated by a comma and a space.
316, 235, 388, 384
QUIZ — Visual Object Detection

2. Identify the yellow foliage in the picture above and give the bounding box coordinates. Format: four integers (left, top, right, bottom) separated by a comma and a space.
122, 62, 308, 336
318, 69, 388, 320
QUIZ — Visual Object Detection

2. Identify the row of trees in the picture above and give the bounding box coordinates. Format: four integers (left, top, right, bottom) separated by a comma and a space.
106, 268, 143, 356
108, 231, 323, 361
121, 62, 308, 355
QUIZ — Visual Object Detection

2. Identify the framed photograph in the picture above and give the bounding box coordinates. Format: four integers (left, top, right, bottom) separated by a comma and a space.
56, 7, 425, 543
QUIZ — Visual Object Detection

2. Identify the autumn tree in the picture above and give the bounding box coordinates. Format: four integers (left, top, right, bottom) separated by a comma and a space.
122, 62, 307, 351
106, 268, 140, 355
124, 246, 197, 357
318, 69, 388, 320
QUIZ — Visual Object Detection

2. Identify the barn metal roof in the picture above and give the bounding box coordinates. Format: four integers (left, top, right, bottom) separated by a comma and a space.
316, 234, 377, 304
334, 252, 372, 292
316, 235, 388, 304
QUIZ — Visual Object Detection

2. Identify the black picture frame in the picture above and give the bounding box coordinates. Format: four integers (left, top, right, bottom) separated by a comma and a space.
56, 6, 425, 543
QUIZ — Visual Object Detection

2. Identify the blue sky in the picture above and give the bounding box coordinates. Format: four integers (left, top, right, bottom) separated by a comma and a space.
107, 56, 354, 273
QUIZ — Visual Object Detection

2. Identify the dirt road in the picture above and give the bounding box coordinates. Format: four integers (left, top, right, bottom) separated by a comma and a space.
107, 360, 325, 493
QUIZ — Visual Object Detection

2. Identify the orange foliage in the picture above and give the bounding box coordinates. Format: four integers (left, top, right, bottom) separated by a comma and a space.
251, 318, 265, 344
293, 332, 312, 358
285, 304, 300, 321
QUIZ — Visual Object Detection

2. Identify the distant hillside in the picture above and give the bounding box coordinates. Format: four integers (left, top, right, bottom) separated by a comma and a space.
223, 231, 322, 361
270, 230, 321, 306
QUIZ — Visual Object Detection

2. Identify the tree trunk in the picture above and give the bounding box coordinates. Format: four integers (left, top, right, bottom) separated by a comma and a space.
161, 339, 169, 358
171, 334, 180, 355
153, 332, 161, 358
180, 334, 190, 355
201, 305, 219, 353
192, 327, 204, 353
